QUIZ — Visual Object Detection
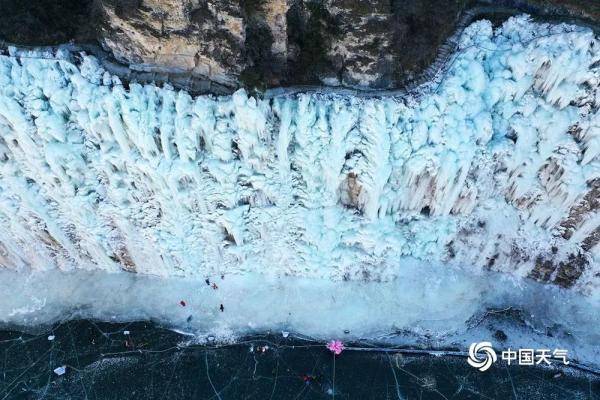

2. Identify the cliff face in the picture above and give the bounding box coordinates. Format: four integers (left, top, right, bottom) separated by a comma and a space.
97, 0, 247, 88
93, 0, 470, 89
1, 0, 598, 92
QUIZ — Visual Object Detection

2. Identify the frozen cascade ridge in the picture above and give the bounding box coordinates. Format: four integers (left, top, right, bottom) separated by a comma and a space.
0, 16, 600, 364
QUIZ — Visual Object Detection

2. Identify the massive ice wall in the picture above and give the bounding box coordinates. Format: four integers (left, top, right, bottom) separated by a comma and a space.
0, 16, 598, 290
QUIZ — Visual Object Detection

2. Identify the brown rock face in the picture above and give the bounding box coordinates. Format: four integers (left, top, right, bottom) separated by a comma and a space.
96, 0, 294, 90
97, 0, 247, 88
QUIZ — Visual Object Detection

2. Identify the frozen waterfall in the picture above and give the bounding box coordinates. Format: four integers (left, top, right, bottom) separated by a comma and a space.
1, 16, 598, 289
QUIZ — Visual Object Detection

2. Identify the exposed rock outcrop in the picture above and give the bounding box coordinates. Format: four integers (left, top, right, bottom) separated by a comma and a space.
97, 0, 246, 88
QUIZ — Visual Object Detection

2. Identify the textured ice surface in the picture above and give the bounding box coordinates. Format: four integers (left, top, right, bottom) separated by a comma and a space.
0, 16, 599, 363
0, 16, 598, 288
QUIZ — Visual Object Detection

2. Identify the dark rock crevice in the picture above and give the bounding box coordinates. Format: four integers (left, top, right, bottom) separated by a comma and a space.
0, 0, 101, 45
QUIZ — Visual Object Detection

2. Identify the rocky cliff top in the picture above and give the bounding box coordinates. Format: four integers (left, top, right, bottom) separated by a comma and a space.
0, 0, 599, 93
